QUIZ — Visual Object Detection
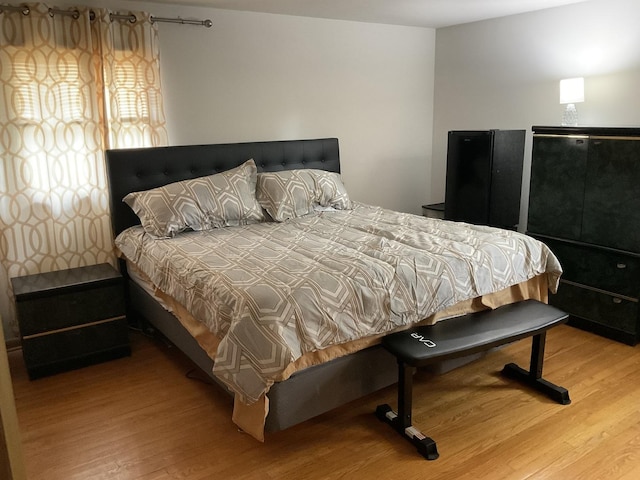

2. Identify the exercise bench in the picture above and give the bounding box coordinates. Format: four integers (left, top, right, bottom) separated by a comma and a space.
375, 299, 571, 460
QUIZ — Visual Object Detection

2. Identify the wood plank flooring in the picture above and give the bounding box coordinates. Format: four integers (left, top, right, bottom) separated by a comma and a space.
8, 324, 640, 479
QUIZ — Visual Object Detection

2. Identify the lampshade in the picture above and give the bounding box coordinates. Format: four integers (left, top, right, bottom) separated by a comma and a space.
559, 77, 584, 104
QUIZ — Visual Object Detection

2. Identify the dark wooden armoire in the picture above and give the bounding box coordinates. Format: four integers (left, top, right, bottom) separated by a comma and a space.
527, 125, 640, 345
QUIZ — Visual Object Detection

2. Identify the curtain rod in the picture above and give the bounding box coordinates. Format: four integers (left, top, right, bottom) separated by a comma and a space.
151, 16, 213, 28
0, 4, 213, 28
0, 4, 28, 15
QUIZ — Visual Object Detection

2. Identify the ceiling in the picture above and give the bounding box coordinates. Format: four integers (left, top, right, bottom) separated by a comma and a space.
145, 0, 590, 28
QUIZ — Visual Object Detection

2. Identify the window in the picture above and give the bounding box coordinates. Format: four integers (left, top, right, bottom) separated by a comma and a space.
12, 58, 82, 123
113, 59, 149, 122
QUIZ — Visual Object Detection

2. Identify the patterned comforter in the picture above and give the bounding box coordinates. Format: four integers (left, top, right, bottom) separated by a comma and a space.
115, 203, 562, 404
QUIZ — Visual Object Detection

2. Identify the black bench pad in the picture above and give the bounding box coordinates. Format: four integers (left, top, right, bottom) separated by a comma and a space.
382, 299, 568, 367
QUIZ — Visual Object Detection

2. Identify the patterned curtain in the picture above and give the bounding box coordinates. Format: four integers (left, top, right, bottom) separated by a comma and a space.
0, 3, 168, 340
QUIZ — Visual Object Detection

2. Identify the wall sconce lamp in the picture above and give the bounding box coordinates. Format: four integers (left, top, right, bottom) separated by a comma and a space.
559, 77, 584, 127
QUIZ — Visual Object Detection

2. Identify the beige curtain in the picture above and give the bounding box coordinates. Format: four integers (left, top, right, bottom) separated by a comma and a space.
0, 3, 168, 340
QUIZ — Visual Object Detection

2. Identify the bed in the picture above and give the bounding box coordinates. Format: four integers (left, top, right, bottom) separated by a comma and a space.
105, 137, 562, 441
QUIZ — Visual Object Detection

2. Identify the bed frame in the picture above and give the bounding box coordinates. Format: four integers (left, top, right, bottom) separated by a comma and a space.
105, 138, 399, 432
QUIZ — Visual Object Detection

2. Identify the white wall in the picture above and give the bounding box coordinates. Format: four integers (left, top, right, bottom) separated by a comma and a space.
432, 0, 640, 228
84, 0, 436, 214
165, 9, 435, 214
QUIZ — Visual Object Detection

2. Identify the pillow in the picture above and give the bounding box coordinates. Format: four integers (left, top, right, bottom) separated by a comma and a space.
123, 159, 265, 238
256, 169, 352, 222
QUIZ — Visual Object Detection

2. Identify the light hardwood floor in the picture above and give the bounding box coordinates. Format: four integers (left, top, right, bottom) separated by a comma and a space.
8, 324, 640, 480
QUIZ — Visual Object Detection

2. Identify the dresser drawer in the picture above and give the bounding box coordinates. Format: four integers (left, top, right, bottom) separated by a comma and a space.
551, 281, 639, 336
543, 238, 640, 299
16, 283, 125, 336
22, 318, 130, 379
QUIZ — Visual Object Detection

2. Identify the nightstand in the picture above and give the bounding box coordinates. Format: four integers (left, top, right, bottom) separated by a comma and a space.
422, 202, 445, 220
11, 263, 131, 379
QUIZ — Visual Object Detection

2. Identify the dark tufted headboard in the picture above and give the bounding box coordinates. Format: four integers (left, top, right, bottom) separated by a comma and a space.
105, 138, 340, 237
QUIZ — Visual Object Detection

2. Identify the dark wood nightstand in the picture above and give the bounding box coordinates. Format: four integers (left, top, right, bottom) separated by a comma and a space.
421, 202, 445, 220
11, 263, 131, 379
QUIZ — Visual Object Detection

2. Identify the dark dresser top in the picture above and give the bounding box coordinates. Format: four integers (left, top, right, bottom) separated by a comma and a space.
11, 263, 122, 300
533, 125, 640, 136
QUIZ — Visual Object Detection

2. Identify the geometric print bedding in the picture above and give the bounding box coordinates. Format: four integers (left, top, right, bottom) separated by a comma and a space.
256, 169, 352, 221
115, 202, 562, 405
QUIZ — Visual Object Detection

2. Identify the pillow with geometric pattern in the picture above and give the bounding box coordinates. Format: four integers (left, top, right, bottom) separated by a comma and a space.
123, 159, 266, 238
256, 169, 352, 222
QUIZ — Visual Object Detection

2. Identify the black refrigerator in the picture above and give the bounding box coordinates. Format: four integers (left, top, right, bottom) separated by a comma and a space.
444, 129, 525, 229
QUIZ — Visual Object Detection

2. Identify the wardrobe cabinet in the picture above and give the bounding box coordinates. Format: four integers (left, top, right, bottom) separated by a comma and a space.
444, 129, 525, 229
527, 126, 640, 345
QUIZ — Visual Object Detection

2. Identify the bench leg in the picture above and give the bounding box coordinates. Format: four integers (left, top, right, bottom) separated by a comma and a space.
501, 332, 571, 405
376, 361, 439, 460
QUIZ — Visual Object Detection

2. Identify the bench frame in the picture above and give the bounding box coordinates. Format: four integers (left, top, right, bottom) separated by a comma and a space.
375, 300, 571, 460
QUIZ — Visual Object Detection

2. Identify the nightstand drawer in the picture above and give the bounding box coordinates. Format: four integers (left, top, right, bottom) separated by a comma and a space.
551, 281, 639, 336
16, 284, 125, 337
543, 238, 640, 299
22, 318, 130, 379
